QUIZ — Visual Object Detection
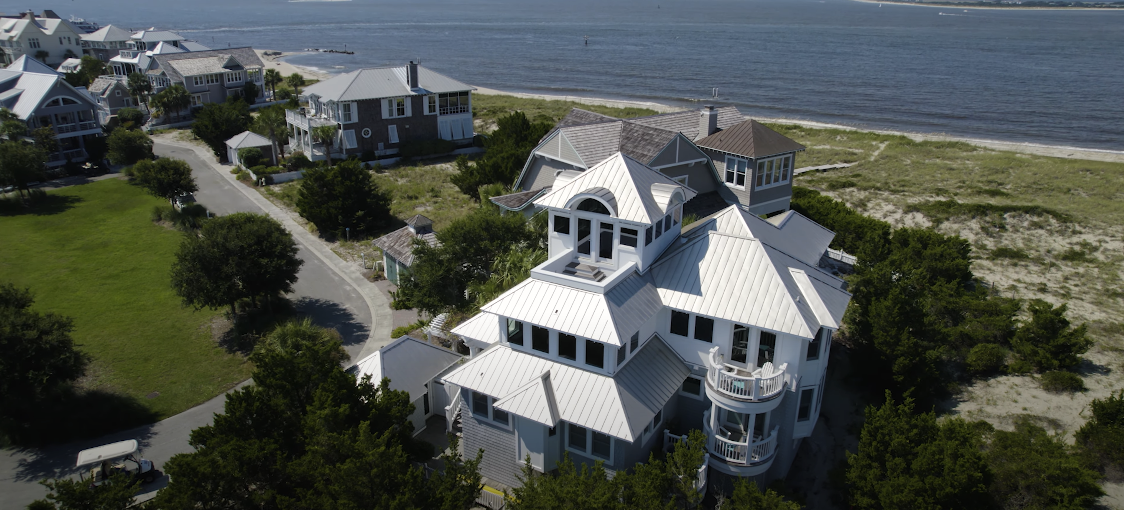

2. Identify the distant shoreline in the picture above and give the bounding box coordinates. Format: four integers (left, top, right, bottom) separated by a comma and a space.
261, 49, 1124, 163
850, 0, 1124, 10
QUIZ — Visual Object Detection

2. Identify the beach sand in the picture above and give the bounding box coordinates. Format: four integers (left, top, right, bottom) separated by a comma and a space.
260, 49, 1123, 163
849, 0, 1115, 10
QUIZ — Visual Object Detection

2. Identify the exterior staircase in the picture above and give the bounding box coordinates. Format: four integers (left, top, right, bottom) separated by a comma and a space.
563, 262, 606, 282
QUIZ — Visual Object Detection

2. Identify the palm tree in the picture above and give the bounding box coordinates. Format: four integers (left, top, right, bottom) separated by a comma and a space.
311, 124, 337, 167
162, 84, 191, 121
263, 69, 282, 101
127, 72, 153, 112
285, 73, 305, 97
253, 106, 287, 163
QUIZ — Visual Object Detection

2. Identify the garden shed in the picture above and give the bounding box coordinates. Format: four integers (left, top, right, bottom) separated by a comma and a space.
225, 131, 275, 166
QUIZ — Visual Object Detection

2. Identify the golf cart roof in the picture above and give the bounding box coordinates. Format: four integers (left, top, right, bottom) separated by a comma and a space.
76, 439, 139, 467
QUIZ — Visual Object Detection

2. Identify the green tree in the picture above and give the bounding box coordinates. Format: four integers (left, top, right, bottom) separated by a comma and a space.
0, 108, 27, 140
1009, 300, 1092, 372
79, 55, 106, 83
237, 147, 264, 168
393, 207, 539, 315
510, 456, 621, 510
296, 158, 391, 238
106, 128, 153, 165
242, 81, 259, 104
31, 126, 59, 157
30, 472, 138, 510
311, 124, 337, 166
1075, 390, 1124, 477
170, 212, 303, 315
846, 392, 991, 509
725, 480, 803, 510
130, 157, 198, 204
62, 72, 85, 89
0, 140, 46, 198
126, 72, 152, 111
151, 84, 190, 122
252, 105, 287, 159
115, 107, 144, 129
286, 73, 305, 96
450, 112, 552, 198
263, 68, 283, 100
986, 418, 1103, 509
190, 100, 251, 159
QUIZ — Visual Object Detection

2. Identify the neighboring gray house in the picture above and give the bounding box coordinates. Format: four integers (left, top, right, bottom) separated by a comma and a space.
287, 61, 474, 161
79, 24, 132, 63
225, 130, 275, 167
495, 106, 805, 217
148, 47, 265, 107
85, 75, 132, 123
107, 29, 210, 77
349, 336, 464, 435
0, 55, 103, 165
434, 152, 849, 495
372, 214, 439, 285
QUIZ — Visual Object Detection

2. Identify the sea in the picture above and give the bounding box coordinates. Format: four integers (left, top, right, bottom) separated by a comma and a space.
9, 0, 1124, 150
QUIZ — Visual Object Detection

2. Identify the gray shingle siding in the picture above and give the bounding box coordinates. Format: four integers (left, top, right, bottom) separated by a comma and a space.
522, 157, 580, 192
459, 393, 521, 488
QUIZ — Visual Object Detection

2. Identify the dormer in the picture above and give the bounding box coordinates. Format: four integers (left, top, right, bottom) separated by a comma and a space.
534, 153, 696, 279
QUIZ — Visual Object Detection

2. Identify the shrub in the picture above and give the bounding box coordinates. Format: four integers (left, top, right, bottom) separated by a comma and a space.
106, 129, 154, 165
391, 320, 427, 339
1076, 390, 1124, 479
287, 151, 312, 171
1010, 300, 1092, 372
966, 343, 1007, 375
116, 107, 144, 128
987, 418, 1103, 507
990, 247, 1030, 260
1039, 370, 1085, 393
238, 147, 264, 168
152, 203, 208, 231
235, 169, 251, 181
360, 150, 376, 162
296, 159, 392, 238
399, 139, 457, 159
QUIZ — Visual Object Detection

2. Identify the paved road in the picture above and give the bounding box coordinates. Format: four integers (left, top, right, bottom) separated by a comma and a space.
0, 141, 385, 510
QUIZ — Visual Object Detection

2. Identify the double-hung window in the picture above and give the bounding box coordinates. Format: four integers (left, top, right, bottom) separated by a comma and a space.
630, 332, 639, 353
558, 334, 577, 360
192, 75, 205, 87
340, 102, 354, 123
385, 97, 407, 118
425, 94, 437, 114
725, 156, 748, 188
568, 423, 587, 451
472, 391, 489, 418
471, 391, 510, 427
591, 431, 611, 460
798, 388, 815, 421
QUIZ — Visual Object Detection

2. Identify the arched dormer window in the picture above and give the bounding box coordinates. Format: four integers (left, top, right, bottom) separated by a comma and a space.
576, 198, 610, 215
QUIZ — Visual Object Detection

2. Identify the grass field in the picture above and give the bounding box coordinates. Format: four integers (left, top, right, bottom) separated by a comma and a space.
0, 179, 252, 421
472, 94, 658, 131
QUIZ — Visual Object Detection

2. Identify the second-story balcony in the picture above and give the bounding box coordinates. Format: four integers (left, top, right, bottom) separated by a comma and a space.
54, 121, 99, 135
439, 104, 469, 115
285, 108, 334, 132
702, 409, 778, 469
705, 346, 787, 403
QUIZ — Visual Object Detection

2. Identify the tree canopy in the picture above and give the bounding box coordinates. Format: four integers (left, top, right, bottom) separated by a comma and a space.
151, 84, 190, 122
170, 212, 303, 315
1009, 300, 1092, 372
286, 73, 305, 96
1075, 390, 1124, 481
450, 111, 552, 198
106, 128, 154, 165
252, 105, 287, 159
29, 472, 138, 510
191, 99, 251, 159
296, 158, 392, 238
153, 319, 483, 510
130, 157, 197, 204
126, 72, 153, 110
0, 140, 46, 197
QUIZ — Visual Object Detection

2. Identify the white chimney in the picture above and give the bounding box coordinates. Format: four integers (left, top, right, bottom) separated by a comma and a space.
698, 105, 718, 140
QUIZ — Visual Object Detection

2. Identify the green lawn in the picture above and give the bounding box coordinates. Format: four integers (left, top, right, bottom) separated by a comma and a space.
772, 124, 1124, 225
472, 94, 658, 130
0, 179, 252, 420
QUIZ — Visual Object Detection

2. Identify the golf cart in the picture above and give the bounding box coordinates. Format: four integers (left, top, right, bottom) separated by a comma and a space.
76, 439, 162, 486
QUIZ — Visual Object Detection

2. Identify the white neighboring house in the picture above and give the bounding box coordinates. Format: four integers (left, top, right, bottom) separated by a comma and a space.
0, 55, 103, 165
107, 28, 210, 78
0, 10, 86, 67
286, 61, 475, 161
430, 151, 849, 494
79, 25, 134, 63
349, 336, 465, 435
56, 58, 81, 74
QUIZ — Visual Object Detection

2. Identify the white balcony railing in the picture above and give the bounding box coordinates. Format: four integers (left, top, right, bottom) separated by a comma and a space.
706, 346, 787, 402
703, 410, 779, 466
439, 104, 469, 115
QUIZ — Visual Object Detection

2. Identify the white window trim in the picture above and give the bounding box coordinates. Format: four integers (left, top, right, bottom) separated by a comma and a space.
679, 375, 705, 400
383, 97, 409, 119
564, 422, 614, 464
340, 101, 357, 124
470, 390, 512, 431
424, 94, 437, 115
754, 155, 793, 191
797, 386, 816, 422
724, 155, 749, 189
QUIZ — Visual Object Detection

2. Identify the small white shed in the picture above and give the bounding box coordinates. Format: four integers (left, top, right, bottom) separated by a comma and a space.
348, 336, 464, 435
225, 130, 275, 166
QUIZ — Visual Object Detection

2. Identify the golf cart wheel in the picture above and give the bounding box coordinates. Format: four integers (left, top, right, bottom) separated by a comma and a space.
143, 472, 156, 483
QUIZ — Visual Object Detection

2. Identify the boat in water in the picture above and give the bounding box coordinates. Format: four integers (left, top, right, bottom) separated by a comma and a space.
68, 15, 99, 34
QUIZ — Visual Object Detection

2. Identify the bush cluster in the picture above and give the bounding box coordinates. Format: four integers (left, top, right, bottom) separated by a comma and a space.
1039, 370, 1086, 393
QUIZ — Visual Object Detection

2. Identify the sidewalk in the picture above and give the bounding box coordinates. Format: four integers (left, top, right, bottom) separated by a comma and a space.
154, 136, 394, 362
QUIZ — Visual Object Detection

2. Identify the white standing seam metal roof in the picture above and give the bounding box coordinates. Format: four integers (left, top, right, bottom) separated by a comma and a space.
789, 269, 838, 329
80, 24, 132, 43
480, 273, 664, 347
494, 371, 560, 427
704, 205, 835, 267
132, 30, 185, 42
652, 231, 848, 338
2, 56, 96, 120
450, 312, 503, 346
534, 152, 697, 224
225, 130, 272, 150
303, 65, 473, 103
351, 336, 464, 402
442, 337, 689, 442
76, 440, 139, 467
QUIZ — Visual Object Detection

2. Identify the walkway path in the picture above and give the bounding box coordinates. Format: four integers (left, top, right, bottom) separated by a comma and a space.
0, 139, 394, 510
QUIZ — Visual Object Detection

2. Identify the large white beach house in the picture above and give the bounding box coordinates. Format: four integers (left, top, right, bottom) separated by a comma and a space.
437, 141, 851, 492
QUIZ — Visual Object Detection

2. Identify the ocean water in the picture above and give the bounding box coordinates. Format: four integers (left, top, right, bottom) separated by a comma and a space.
12, 0, 1124, 149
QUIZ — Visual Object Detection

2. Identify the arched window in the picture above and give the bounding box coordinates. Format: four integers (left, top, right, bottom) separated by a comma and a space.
576, 198, 610, 215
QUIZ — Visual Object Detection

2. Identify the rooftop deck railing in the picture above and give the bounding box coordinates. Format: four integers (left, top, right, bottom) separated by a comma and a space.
705, 346, 787, 402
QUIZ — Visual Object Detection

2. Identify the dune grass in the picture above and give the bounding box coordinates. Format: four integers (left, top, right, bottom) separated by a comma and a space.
472, 94, 658, 130
772, 124, 1124, 225
0, 179, 252, 421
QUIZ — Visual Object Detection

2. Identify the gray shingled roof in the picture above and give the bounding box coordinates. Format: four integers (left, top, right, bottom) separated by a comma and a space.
555, 108, 617, 129
405, 214, 433, 230
87, 76, 122, 96
152, 47, 262, 83
628, 106, 744, 140
303, 65, 473, 102
166, 55, 232, 78
373, 225, 439, 267
695, 119, 806, 159
490, 188, 550, 211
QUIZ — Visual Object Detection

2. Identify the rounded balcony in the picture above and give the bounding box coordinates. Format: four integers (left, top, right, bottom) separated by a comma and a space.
702, 409, 778, 477
704, 346, 787, 414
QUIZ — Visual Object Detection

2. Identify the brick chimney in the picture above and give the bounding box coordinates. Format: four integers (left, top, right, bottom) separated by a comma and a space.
407, 61, 419, 89
698, 105, 718, 140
